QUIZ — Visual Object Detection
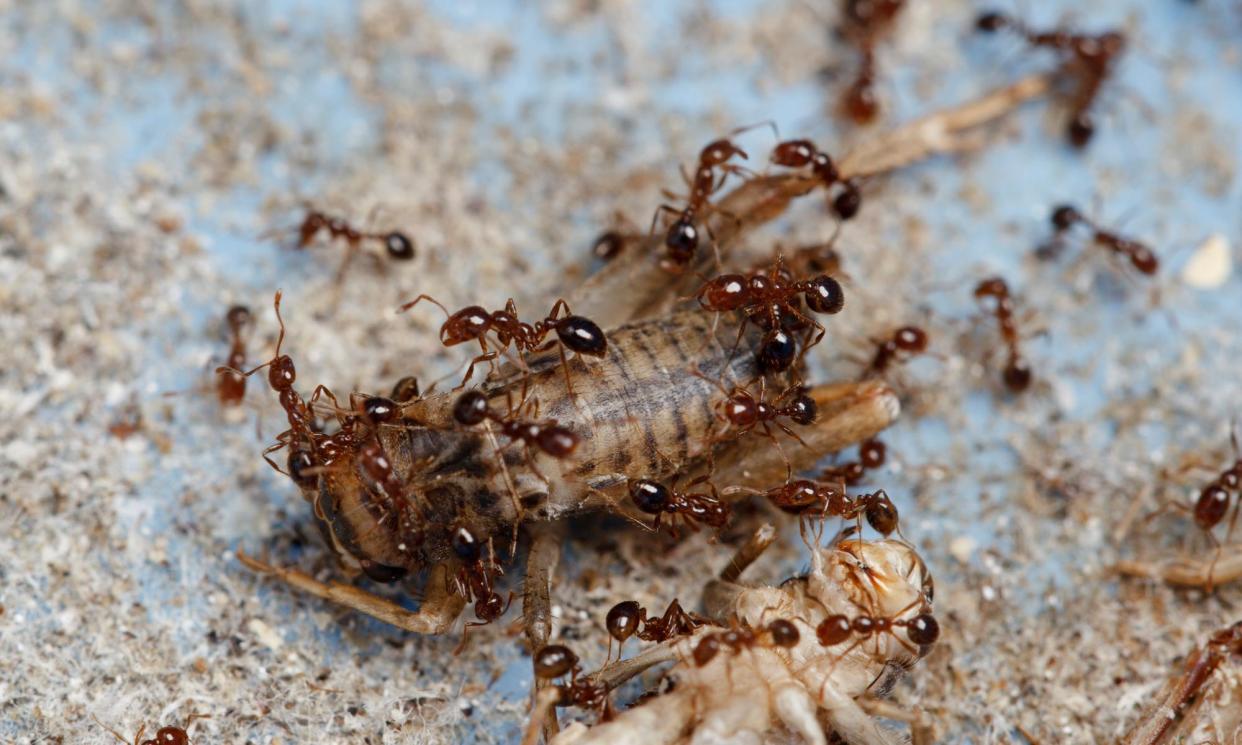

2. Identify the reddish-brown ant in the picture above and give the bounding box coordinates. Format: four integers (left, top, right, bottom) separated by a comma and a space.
286, 208, 415, 280
769, 139, 863, 220
95, 714, 207, 745
1046, 203, 1159, 276
837, 0, 906, 125
1149, 425, 1242, 591
401, 296, 607, 391
975, 10, 1125, 147
449, 526, 512, 632
627, 473, 731, 535
532, 644, 611, 714
703, 378, 819, 453
973, 277, 1034, 392
861, 326, 929, 379
819, 437, 887, 486
605, 598, 710, 661
814, 603, 940, 659
653, 126, 773, 272
747, 479, 900, 537
216, 305, 252, 406
452, 390, 580, 461
695, 256, 845, 373
691, 619, 802, 667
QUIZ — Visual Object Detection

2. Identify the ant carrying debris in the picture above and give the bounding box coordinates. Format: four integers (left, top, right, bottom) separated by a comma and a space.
837, 0, 906, 125
769, 139, 863, 220
695, 256, 845, 373
973, 277, 1035, 393
283, 207, 415, 281
1044, 203, 1159, 276
652, 126, 773, 272
401, 296, 608, 392
975, 10, 1125, 147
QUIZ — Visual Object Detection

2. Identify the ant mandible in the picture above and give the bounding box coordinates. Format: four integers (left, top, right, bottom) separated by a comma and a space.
837, 0, 907, 125
401, 295, 607, 392
769, 139, 863, 220
652, 124, 774, 273
973, 277, 1034, 392
1046, 203, 1159, 276
975, 10, 1125, 147
286, 208, 415, 281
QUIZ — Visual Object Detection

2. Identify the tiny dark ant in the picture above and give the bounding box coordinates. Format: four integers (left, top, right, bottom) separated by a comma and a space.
973, 277, 1034, 392
283, 208, 415, 281
1148, 425, 1242, 591
400, 296, 607, 392
216, 305, 252, 406
605, 598, 710, 661
819, 437, 887, 486
652, 124, 773, 272
770, 139, 863, 220
837, 0, 906, 125
691, 619, 802, 667
1045, 203, 1159, 276
532, 644, 611, 714
861, 326, 929, 379
975, 10, 1125, 147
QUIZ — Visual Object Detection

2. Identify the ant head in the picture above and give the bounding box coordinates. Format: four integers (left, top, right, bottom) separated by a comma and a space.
442, 306, 490, 345
974, 10, 1006, 32
629, 479, 670, 514
770, 139, 816, 168
390, 375, 420, 402
768, 619, 801, 648
863, 490, 900, 536
893, 326, 928, 353
698, 273, 749, 311
450, 526, 482, 562
453, 391, 490, 426
535, 425, 580, 458
815, 615, 852, 646
1128, 244, 1159, 275
757, 328, 797, 374
973, 276, 1010, 300
860, 438, 886, 469
1003, 355, 1034, 392
722, 389, 760, 427
700, 138, 747, 167
362, 396, 398, 425
788, 394, 818, 425
1067, 112, 1096, 148
805, 275, 845, 314
267, 355, 296, 390
225, 305, 252, 332
1050, 204, 1082, 231
286, 445, 317, 489
384, 231, 416, 260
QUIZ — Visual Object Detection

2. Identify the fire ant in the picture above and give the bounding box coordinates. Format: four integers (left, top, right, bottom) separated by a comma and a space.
532, 644, 611, 714
770, 139, 863, 220
94, 714, 207, 745
691, 618, 802, 667
695, 256, 845, 373
285, 207, 415, 280
975, 10, 1125, 147
819, 437, 887, 486
973, 277, 1034, 392
1149, 425, 1242, 591
1045, 203, 1159, 276
450, 526, 512, 633
400, 296, 607, 391
216, 305, 252, 406
837, 1, 906, 125
605, 598, 710, 661
814, 602, 940, 659
861, 326, 929, 379
627, 473, 731, 535
653, 126, 772, 272
702, 378, 819, 456
452, 390, 580, 462
748, 479, 900, 537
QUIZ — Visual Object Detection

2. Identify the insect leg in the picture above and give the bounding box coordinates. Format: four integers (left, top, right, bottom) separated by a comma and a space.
524, 523, 566, 740
702, 523, 777, 621
237, 552, 465, 634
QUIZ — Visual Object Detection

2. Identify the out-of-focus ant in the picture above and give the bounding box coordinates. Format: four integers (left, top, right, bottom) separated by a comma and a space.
216, 305, 252, 406
819, 437, 887, 486
973, 277, 1034, 393
282, 207, 415, 281
652, 124, 775, 273
695, 256, 845, 373
532, 644, 611, 715
770, 139, 863, 220
401, 296, 607, 392
837, 1, 906, 125
860, 326, 929, 380
975, 10, 1125, 147
1044, 203, 1159, 277
94, 714, 207, 745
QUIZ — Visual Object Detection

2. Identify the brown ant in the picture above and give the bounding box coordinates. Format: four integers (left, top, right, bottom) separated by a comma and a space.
973, 277, 1034, 392
861, 326, 929, 379
95, 714, 207, 745
702, 378, 819, 455
401, 296, 607, 391
216, 305, 252, 406
1045, 203, 1159, 276
691, 619, 802, 667
695, 256, 845, 373
770, 139, 863, 220
532, 644, 611, 715
453, 389, 579, 461
837, 1, 906, 125
605, 598, 710, 661
653, 125, 773, 272
819, 437, 887, 486
286, 208, 415, 281
1148, 425, 1242, 591
814, 602, 940, 661
747, 479, 900, 537
627, 473, 731, 535
449, 526, 512, 635
975, 10, 1125, 147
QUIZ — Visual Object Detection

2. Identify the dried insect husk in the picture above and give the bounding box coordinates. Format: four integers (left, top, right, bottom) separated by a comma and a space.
553, 539, 933, 745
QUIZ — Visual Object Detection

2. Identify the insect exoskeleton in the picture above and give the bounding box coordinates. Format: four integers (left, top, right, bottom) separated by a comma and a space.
550, 536, 936, 745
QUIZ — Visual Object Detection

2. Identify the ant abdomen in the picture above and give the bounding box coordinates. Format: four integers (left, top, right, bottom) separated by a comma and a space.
555, 315, 608, 357
1195, 484, 1230, 530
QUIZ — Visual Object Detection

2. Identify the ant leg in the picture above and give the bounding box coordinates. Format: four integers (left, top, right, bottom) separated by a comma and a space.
519, 686, 563, 745
237, 553, 465, 634
457, 350, 500, 390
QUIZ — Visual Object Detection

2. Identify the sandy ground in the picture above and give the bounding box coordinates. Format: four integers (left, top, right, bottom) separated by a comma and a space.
2, 1, 1242, 743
